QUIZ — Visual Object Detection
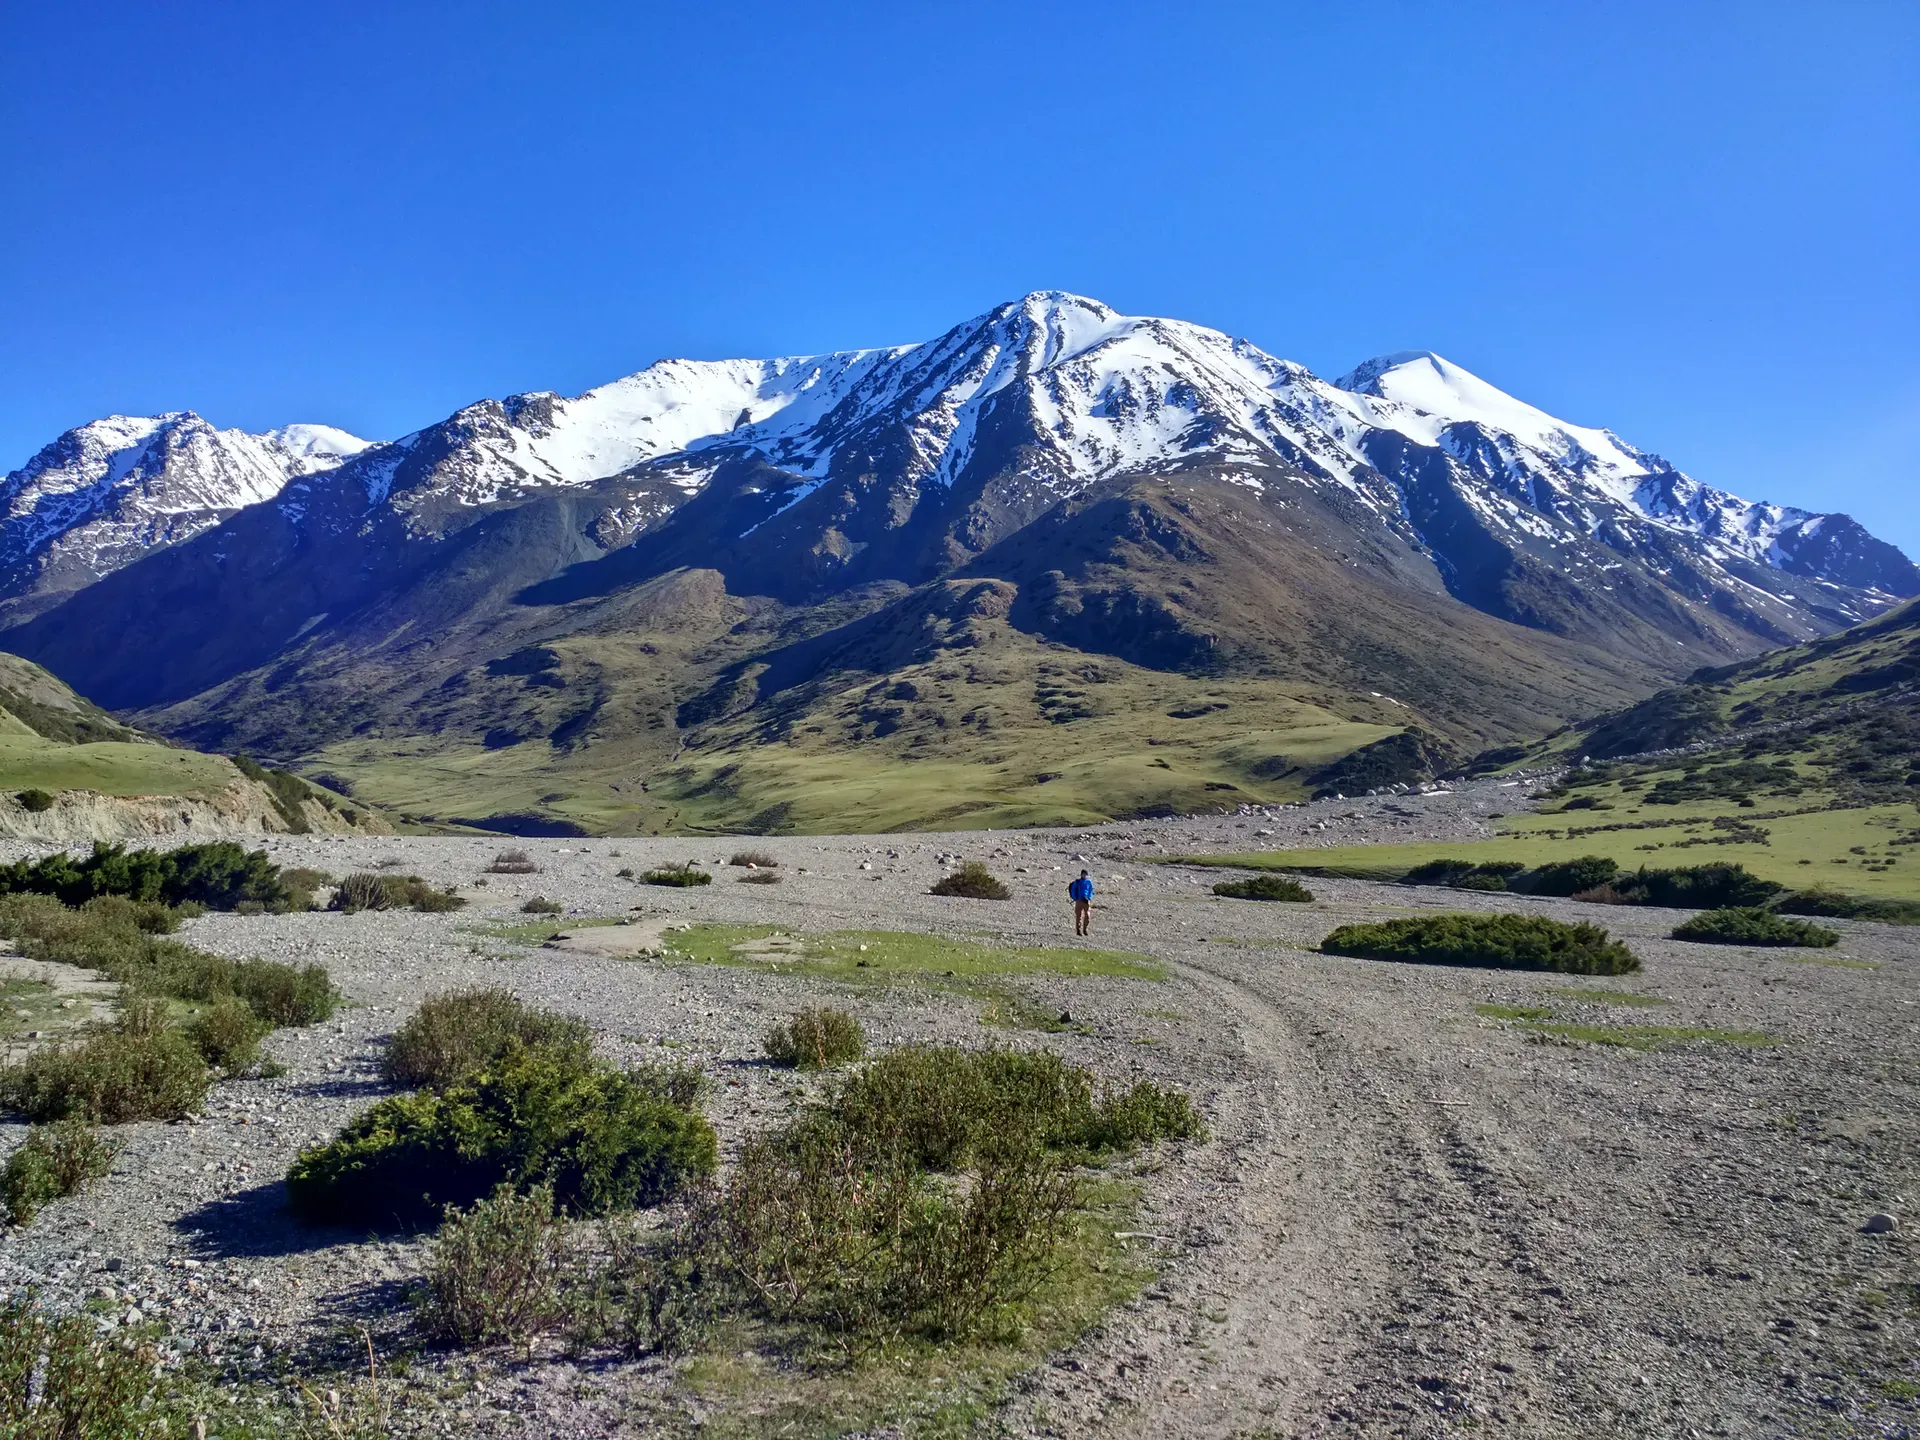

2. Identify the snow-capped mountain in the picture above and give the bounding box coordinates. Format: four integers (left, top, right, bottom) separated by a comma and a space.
245, 291, 1908, 623
7, 292, 1915, 743
0, 412, 371, 611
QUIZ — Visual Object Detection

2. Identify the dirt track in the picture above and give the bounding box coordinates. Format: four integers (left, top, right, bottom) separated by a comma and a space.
1, 788, 1915, 1437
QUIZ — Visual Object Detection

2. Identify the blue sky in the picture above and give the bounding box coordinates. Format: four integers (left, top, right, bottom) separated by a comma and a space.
5, 2, 1917, 549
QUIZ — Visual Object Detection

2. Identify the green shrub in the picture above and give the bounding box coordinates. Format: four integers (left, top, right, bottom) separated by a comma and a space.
1609, 862, 1782, 909
1771, 887, 1920, 923
1212, 874, 1314, 902
0, 1001, 211, 1123
417, 1183, 571, 1345
16, 788, 54, 813
764, 1007, 865, 1069
2, 1119, 120, 1225
621, 1046, 1200, 1349
728, 851, 777, 868
186, 997, 271, 1072
520, 896, 564, 914
1671, 907, 1840, 948
0, 1299, 160, 1428
1404, 858, 1526, 891
385, 988, 593, 1091
0, 839, 289, 909
1521, 855, 1621, 897
227, 960, 337, 1025
643, 865, 710, 888
287, 1044, 717, 1231
929, 861, 1010, 900
1321, 913, 1640, 975
332, 872, 463, 913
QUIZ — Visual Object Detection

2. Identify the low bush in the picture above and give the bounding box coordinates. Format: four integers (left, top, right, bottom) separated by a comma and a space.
929, 861, 1010, 900
277, 866, 333, 910
764, 1007, 865, 1070
1, 1119, 119, 1224
17, 788, 54, 813
643, 864, 711, 888
0, 1001, 211, 1123
1518, 855, 1621, 897
287, 1044, 717, 1230
1671, 907, 1840, 948
520, 896, 564, 914
728, 850, 777, 868
1212, 874, 1314, 902
618, 1046, 1200, 1349
1772, 887, 1920, 923
0, 839, 290, 910
417, 1183, 571, 1345
1612, 862, 1782, 910
186, 997, 271, 1072
332, 872, 465, 914
1404, 859, 1526, 891
1321, 913, 1640, 975
737, 870, 781, 885
486, 849, 540, 874
0, 1299, 160, 1427
385, 988, 593, 1091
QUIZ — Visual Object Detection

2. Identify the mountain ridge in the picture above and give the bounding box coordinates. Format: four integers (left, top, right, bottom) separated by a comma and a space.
3, 292, 1913, 834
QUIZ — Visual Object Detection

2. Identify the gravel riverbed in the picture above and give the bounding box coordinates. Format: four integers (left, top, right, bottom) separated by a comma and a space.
1, 780, 1915, 1438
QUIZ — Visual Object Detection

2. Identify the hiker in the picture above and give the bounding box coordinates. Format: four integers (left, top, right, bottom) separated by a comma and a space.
1068, 869, 1094, 936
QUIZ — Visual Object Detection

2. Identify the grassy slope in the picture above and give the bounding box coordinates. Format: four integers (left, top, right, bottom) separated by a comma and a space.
0, 649, 246, 800
1185, 603, 1920, 900
307, 611, 1402, 835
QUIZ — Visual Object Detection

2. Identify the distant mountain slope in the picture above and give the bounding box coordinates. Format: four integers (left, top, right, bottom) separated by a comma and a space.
3, 292, 1912, 835
1562, 597, 1920, 787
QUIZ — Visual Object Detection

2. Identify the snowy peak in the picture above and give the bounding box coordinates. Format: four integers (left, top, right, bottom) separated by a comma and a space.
1, 411, 371, 604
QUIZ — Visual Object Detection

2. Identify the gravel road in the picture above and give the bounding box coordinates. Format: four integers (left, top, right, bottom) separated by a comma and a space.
1, 781, 1915, 1438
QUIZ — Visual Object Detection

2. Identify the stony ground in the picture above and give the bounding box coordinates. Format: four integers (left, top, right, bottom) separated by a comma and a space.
1, 779, 1916, 1438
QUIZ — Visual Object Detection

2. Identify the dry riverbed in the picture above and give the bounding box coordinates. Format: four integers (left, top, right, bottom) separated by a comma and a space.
1, 783, 1916, 1438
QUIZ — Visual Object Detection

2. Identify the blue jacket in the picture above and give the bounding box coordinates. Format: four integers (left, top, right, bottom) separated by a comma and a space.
1068, 876, 1094, 902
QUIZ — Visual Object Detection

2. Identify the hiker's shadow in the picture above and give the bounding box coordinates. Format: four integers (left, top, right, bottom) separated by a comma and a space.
173, 1180, 371, 1259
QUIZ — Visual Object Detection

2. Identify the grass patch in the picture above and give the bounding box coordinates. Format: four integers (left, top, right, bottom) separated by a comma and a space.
660, 926, 1163, 1015
1473, 1003, 1553, 1021
287, 1043, 716, 1230
1672, 908, 1841, 948
1211, 874, 1314, 902
1322, 914, 1640, 975
0, 977, 74, 1039
764, 1007, 865, 1070
475, 914, 629, 946
1545, 987, 1670, 1008
1517, 1020, 1776, 1051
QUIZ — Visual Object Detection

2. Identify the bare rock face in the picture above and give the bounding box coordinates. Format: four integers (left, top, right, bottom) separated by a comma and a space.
0, 777, 389, 842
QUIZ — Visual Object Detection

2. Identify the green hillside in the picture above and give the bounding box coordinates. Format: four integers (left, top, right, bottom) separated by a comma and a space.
1185, 600, 1920, 901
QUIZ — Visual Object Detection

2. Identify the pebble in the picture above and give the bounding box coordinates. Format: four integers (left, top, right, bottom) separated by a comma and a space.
1862, 1213, 1899, 1234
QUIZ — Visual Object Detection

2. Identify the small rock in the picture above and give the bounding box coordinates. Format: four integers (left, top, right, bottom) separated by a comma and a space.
105, 1257, 124, 1273
1862, 1213, 1899, 1234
